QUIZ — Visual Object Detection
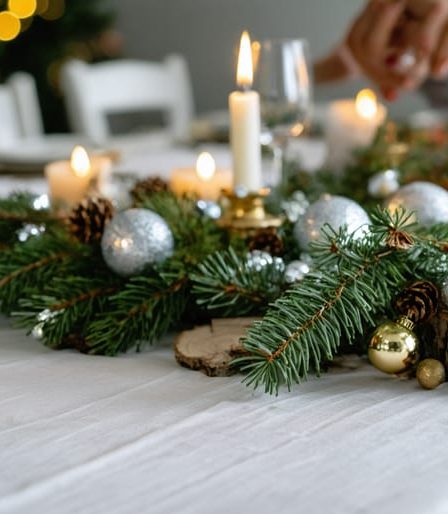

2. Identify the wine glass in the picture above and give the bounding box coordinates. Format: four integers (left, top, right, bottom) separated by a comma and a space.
254, 39, 313, 193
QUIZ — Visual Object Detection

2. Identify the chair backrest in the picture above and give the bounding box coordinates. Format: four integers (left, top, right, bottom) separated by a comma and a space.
0, 85, 21, 148
61, 56, 194, 144
8, 72, 44, 138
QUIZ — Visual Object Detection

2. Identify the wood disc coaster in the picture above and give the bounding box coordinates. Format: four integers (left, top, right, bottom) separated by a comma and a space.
174, 317, 259, 377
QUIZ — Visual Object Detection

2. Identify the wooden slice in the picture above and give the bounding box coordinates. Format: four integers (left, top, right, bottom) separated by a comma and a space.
174, 317, 259, 377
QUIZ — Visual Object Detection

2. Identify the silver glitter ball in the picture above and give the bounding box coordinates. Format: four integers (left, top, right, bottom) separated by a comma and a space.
294, 195, 370, 249
101, 208, 174, 276
281, 191, 310, 223
17, 223, 46, 242
284, 260, 311, 284
32, 194, 50, 210
32, 323, 44, 340
441, 281, 448, 307
385, 181, 448, 227
368, 170, 400, 199
196, 200, 222, 220
246, 250, 285, 273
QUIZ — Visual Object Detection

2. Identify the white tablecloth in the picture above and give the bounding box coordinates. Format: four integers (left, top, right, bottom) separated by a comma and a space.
2, 142, 448, 514
1, 316, 448, 514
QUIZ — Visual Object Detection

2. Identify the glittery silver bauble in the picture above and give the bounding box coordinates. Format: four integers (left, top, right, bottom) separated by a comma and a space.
101, 208, 174, 276
281, 191, 310, 223
441, 281, 448, 307
246, 250, 285, 273
284, 260, 311, 284
294, 195, 370, 249
196, 200, 222, 220
368, 170, 400, 199
17, 224, 46, 242
386, 181, 448, 227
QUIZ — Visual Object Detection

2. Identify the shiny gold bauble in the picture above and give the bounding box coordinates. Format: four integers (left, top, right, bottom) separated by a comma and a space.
416, 359, 446, 390
368, 317, 419, 374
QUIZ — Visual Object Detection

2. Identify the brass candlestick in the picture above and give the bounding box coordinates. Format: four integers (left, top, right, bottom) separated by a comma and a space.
218, 188, 284, 236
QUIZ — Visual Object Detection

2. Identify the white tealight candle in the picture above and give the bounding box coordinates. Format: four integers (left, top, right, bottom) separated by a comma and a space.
229, 31, 263, 192
325, 89, 387, 171
45, 146, 111, 207
170, 152, 233, 200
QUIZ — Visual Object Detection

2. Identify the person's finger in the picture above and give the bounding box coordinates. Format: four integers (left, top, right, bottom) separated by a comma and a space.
432, 27, 448, 77
409, 2, 448, 56
347, 0, 378, 58
363, 0, 406, 56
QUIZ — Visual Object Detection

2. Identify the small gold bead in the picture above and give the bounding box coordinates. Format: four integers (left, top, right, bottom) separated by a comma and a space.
416, 359, 446, 390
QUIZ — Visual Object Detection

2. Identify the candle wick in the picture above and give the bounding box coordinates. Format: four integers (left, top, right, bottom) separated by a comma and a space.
240, 84, 251, 93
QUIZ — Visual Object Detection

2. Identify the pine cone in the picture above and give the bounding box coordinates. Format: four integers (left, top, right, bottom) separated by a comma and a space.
394, 281, 439, 323
131, 177, 169, 202
68, 197, 115, 245
247, 228, 284, 256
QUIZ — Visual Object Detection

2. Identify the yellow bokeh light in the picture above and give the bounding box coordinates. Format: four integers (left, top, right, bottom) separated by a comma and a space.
40, 0, 65, 20
8, 0, 37, 19
35, 0, 49, 15
0, 11, 21, 41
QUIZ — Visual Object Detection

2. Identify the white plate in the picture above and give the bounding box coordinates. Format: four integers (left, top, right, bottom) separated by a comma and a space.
0, 135, 97, 172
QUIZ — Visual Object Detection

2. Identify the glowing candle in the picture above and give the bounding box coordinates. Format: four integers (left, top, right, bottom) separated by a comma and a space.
325, 89, 387, 171
45, 146, 111, 207
170, 152, 232, 200
229, 31, 263, 192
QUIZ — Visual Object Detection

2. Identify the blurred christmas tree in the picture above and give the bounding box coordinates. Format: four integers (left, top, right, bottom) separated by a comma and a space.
0, 0, 119, 132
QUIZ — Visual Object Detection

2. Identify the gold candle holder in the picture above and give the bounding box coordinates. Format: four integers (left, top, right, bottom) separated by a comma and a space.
218, 188, 284, 236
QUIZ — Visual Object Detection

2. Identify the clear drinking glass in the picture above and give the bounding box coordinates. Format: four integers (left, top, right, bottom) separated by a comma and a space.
254, 39, 313, 193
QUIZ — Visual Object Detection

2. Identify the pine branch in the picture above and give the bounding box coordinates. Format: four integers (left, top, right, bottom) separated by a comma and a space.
235, 209, 421, 394
138, 192, 225, 266
14, 277, 121, 349
85, 271, 190, 355
191, 247, 286, 317
0, 232, 86, 314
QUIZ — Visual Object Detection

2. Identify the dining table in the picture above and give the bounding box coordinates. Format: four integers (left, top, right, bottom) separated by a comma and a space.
1, 139, 448, 514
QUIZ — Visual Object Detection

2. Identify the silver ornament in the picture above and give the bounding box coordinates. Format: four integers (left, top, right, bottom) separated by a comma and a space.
101, 208, 174, 276
294, 195, 370, 249
32, 194, 50, 211
32, 323, 44, 340
368, 169, 400, 199
17, 224, 46, 242
284, 260, 311, 284
441, 281, 448, 307
385, 181, 448, 227
196, 200, 222, 220
281, 191, 310, 223
246, 250, 285, 273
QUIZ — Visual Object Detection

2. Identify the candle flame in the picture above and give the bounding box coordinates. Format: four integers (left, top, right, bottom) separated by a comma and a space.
196, 152, 216, 181
237, 31, 253, 89
70, 146, 91, 177
356, 89, 378, 120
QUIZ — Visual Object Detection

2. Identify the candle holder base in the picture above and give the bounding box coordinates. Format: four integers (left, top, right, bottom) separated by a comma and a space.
218, 188, 284, 236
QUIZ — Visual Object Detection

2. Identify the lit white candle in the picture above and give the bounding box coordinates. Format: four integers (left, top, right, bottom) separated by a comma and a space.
45, 146, 111, 207
170, 152, 233, 200
325, 89, 387, 171
229, 31, 263, 192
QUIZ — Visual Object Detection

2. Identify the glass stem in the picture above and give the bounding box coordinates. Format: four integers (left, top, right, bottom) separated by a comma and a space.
273, 137, 289, 196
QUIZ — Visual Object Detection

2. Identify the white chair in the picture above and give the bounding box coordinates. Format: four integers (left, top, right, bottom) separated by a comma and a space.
60, 56, 195, 146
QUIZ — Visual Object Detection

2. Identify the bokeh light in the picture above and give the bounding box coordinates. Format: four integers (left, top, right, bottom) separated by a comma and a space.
40, 0, 65, 20
35, 0, 49, 15
8, 0, 37, 19
0, 11, 21, 41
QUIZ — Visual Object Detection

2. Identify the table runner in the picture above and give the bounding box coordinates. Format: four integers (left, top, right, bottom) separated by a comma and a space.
0, 317, 447, 514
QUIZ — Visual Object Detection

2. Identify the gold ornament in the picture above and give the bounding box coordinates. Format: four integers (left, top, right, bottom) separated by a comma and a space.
416, 359, 446, 390
368, 316, 419, 374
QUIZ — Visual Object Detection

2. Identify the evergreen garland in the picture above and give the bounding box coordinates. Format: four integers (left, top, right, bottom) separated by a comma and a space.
2, 170, 448, 394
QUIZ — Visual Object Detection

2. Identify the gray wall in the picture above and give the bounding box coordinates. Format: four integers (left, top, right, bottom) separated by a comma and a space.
112, 0, 428, 117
